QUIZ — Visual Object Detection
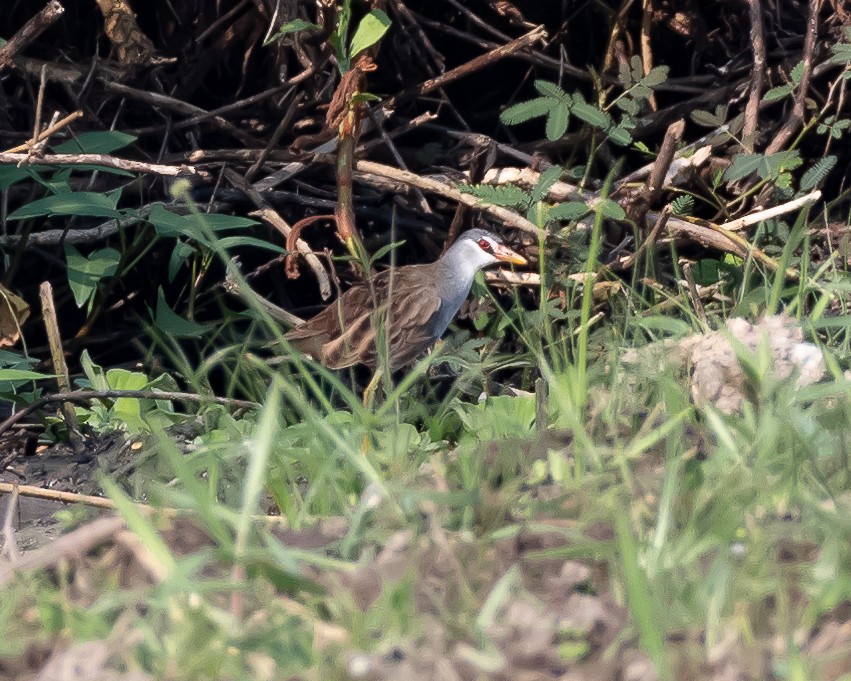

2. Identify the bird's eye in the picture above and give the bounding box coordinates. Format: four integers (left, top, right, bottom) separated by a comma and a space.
477, 238, 492, 251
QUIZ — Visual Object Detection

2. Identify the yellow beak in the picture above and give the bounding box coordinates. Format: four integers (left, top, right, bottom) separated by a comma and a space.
493, 243, 528, 266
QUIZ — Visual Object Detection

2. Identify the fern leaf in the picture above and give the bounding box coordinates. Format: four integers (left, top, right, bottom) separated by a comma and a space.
500, 97, 554, 126
457, 183, 530, 209
531, 165, 564, 203
545, 101, 570, 140
800, 155, 837, 191
671, 195, 694, 216
534, 80, 566, 99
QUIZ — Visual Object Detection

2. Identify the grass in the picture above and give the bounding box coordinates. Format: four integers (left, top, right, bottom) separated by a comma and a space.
2, 198, 851, 680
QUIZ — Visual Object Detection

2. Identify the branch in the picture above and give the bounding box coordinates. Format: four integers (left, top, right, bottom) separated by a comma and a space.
0, 1, 65, 70
0, 152, 203, 177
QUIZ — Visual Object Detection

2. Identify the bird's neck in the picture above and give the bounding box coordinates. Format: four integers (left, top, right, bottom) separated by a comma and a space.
434, 241, 483, 301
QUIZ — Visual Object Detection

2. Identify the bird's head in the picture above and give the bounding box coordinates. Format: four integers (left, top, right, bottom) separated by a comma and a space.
452, 228, 528, 271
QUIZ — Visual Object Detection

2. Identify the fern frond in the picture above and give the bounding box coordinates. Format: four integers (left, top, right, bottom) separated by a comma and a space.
457, 183, 530, 209
800, 156, 837, 191
500, 97, 553, 125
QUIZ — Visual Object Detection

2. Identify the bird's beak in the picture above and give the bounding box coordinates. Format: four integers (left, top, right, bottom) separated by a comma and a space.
493, 243, 527, 266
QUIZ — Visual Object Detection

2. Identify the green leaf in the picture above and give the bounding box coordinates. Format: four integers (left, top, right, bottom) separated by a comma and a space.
65, 246, 121, 309
534, 80, 565, 99
500, 97, 553, 125
724, 151, 802, 183
0, 166, 41, 190
153, 289, 214, 339
614, 97, 640, 116
608, 124, 633, 146
690, 259, 721, 286
640, 65, 669, 87
547, 201, 591, 221
9, 191, 124, 219
690, 105, 727, 127
349, 9, 391, 58
724, 154, 763, 182
526, 202, 548, 225
369, 239, 406, 264
217, 236, 288, 254
596, 199, 626, 221
458, 183, 530, 208
52, 131, 137, 155
800, 155, 837, 191
671, 194, 694, 216
349, 92, 381, 104
618, 61, 634, 87
262, 18, 321, 46
630, 56, 643, 84
80, 349, 109, 391
545, 101, 570, 140
790, 60, 805, 84
630, 84, 653, 100
168, 240, 195, 282
830, 42, 851, 65
763, 84, 793, 102
571, 100, 613, 130
104, 368, 150, 432
0, 369, 52, 381
147, 204, 256, 239
531, 165, 563, 203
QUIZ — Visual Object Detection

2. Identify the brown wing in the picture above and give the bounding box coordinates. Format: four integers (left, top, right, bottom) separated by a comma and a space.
285, 266, 443, 370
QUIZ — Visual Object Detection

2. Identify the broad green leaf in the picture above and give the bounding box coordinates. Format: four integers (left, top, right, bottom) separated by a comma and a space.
0, 166, 41, 190
65, 246, 121, 308
148, 204, 256, 238
9, 191, 123, 219
790, 60, 805, 84
500, 97, 553, 125
80, 349, 109, 391
153, 288, 213, 338
349, 9, 391, 58
53, 131, 137, 155
104, 368, 150, 432
168, 240, 195, 282
545, 101, 570, 140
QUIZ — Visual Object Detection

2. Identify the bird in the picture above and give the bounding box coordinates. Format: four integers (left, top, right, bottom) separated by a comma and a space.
285, 228, 527, 371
